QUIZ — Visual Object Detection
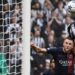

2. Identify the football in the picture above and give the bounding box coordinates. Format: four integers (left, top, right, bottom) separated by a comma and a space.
66, 0, 75, 12
66, 1, 75, 39
66, 0, 75, 18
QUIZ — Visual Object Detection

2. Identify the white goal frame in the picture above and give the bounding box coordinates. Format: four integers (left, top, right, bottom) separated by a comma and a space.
22, 0, 30, 75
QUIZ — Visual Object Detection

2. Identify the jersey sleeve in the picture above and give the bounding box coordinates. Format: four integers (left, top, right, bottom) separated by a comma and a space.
47, 47, 63, 54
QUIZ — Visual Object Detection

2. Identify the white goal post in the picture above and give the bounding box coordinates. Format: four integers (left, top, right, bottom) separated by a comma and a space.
22, 0, 30, 75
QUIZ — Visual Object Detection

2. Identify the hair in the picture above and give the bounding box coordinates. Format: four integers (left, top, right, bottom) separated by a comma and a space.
64, 37, 75, 46
64, 37, 73, 41
31, 25, 41, 34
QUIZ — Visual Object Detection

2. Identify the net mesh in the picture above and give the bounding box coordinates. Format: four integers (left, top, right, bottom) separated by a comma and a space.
0, 0, 22, 75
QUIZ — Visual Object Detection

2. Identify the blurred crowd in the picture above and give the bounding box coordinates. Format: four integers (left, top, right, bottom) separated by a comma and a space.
0, 0, 22, 75
31, 0, 74, 75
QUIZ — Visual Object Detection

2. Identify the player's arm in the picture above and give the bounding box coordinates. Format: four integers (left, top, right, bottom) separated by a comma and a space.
31, 42, 61, 53
31, 43, 47, 53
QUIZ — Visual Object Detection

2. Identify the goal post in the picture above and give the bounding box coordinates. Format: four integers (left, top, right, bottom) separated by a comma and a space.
22, 0, 30, 75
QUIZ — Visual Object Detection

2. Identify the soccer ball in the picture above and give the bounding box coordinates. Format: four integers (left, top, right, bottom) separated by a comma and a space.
67, 0, 75, 12
66, 0, 75, 17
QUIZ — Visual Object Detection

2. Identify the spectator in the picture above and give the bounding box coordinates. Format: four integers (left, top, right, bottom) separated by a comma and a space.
55, 30, 68, 47
63, 15, 74, 37
5, 16, 21, 41
31, 0, 42, 10
47, 30, 56, 47
33, 11, 47, 27
31, 25, 45, 48
43, 59, 55, 75
48, 10, 63, 38
38, 0, 45, 8
15, 38, 22, 75
10, 38, 22, 75
55, 1, 66, 21
43, 0, 54, 22
41, 25, 51, 48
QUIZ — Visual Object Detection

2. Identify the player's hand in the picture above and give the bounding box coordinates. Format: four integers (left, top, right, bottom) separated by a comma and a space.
30, 42, 35, 48
30, 42, 46, 53
30, 42, 39, 51
30, 42, 33, 46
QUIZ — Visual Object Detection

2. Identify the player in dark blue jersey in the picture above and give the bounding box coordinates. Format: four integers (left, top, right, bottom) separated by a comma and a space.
31, 37, 74, 75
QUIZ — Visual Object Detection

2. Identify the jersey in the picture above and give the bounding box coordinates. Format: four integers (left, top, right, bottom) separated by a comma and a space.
0, 53, 8, 75
68, 22, 75, 39
47, 47, 74, 75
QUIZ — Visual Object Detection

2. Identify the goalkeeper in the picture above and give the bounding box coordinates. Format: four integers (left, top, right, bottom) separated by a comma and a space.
0, 53, 8, 75
0, 42, 8, 75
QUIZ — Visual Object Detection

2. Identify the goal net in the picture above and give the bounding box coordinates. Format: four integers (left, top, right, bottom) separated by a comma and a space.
0, 0, 22, 75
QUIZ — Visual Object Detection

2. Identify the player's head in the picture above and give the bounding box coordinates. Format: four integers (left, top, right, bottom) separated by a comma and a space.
63, 37, 74, 53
